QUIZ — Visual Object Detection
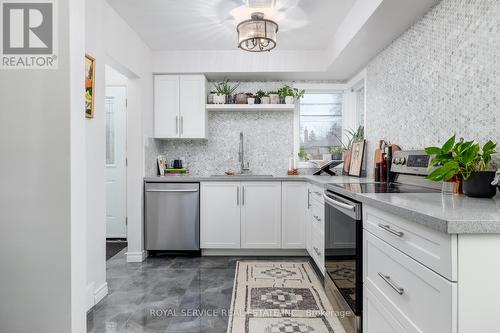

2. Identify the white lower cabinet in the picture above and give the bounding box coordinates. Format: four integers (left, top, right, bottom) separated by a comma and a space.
281, 182, 308, 248
364, 287, 406, 333
241, 182, 282, 248
363, 229, 457, 333
200, 182, 241, 248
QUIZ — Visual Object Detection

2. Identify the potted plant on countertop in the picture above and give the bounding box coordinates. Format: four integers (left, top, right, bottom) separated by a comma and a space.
329, 146, 345, 161
335, 126, 364, 174
213, 79, 240, 104
425, 135, 498, 198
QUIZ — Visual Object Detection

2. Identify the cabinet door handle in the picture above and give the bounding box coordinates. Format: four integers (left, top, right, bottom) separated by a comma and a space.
307, 189, 311, 208
313, 215, 321, 222
378, 224, 404, 237
180, 116, 184, 135
378, 272, 404, 295
242, 186, 245, 205
237, 186, 240, 206
175, 116, 179, 134
313, 247, 321, 256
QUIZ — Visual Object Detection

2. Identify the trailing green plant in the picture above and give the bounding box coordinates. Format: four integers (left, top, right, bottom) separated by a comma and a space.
255, 90, 268, 98
425, 135, 497, 181
213, 79, 240, 96
328, 146, 346, 154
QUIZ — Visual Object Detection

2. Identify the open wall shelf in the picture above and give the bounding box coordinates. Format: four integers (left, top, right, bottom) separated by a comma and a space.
206, 104, 296, 112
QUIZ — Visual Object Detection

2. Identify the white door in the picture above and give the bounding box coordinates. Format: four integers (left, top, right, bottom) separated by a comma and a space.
281, 182, 307, 248
179, 75, 206, 138
241, 182, 282, 248
200, 182, 241, 248
154, 75, 179, 138
105, 86, 127, 238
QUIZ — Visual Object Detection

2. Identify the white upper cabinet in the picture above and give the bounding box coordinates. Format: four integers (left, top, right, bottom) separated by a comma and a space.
241, 182, 282, 249
179, 75, 207, 138
200, 182, 241, 248
154, 74, 207, 139
281, 182, 307, 249
154, 75, 179, 138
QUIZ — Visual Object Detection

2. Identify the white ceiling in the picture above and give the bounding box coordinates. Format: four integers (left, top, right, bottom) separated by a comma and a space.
106, 0, 356, 51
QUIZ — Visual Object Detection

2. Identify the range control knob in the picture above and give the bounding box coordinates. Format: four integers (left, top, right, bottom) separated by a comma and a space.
400, 157, 406, 165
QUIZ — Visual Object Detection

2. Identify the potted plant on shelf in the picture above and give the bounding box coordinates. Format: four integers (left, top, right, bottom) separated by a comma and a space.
213, 79, 240, 104
278, 85, 294, 104
425, 135, 498, 198
255, 90, 266, 104
269, 91, 280, 104
247, 93, 255, 105
278, 85, 306, 104
258, 90, 270, 104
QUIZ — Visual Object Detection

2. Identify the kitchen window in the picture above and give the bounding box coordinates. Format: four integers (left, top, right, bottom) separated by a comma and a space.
299, 92, 343, 161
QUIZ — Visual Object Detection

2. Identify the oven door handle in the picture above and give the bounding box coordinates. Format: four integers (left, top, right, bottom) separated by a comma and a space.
323, 193, 356, 211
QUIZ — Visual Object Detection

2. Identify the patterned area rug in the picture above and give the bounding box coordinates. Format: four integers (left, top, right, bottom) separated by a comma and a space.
227, 261, 347, 333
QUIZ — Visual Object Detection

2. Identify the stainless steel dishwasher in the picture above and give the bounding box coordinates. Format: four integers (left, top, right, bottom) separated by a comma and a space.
145, 182, 200, 253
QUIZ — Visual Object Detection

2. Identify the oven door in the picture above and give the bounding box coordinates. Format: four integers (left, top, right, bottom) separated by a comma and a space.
323, 190, 362, 333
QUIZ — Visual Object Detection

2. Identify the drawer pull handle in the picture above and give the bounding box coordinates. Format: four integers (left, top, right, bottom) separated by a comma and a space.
314, 191, 322, 196
313, 215, 321, 222
378, 224, 404, 237
378, 272, 404, 295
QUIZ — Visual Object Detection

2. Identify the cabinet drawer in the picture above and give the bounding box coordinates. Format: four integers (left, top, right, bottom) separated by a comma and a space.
363, 287, 406, 333
310, 225, 324, 274
364, 230, 457, 333
310, 184, 324, 205
311, 200, 324, 235
364, 206, 457, 281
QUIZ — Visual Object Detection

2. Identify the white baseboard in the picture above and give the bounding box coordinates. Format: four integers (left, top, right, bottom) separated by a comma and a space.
86, 282, 109, 311
202, 249, 308, 256
126, 250, 147, 262
94, 282, 108, 305
86, 282, 95, 311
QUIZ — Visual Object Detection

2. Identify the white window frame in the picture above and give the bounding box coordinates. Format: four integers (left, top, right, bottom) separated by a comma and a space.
293, 83, 346, 168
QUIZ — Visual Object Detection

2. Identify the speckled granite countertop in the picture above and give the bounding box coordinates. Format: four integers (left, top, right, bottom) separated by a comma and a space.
144, 175, 375, 187
144, 175, 500, 234
325, 184, 500, 234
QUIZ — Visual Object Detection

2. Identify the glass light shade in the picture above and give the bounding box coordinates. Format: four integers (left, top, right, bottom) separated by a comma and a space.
237, 13, 278, 52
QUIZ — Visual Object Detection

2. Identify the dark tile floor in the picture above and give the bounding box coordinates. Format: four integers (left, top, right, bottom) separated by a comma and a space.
87, 250, 313, 333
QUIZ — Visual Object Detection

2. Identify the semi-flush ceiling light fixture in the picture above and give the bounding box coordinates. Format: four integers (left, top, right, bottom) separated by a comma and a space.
237, 12, 278, 52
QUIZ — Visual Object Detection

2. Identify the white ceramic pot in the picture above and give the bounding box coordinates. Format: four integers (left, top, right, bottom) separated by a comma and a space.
261, 96, 270, 104
285, 96, 294, 104
247, 97, 255, 105
270, 94, 280, 104
213, 94, 226, 104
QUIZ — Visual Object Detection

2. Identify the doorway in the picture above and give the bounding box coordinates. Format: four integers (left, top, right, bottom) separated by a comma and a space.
105, 66, 128, 260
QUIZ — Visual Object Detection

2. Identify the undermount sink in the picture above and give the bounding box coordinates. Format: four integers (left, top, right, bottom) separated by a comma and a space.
210, 174, 273, 178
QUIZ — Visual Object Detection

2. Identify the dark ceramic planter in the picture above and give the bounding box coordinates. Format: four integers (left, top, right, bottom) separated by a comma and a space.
462, 171, 497, 198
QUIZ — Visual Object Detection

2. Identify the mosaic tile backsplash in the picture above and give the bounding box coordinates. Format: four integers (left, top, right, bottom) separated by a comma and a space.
146, 111, 294, 176
365, 0, 500, 176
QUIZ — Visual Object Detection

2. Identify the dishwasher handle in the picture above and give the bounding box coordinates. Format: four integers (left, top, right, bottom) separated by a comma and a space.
146, 189, 199, 193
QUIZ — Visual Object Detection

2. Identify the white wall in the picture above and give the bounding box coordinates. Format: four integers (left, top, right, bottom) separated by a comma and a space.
85, 0, 153, 310
0, 0, 87, 332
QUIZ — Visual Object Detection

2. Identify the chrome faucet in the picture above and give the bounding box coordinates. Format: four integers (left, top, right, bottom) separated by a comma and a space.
238, 132, 250, 174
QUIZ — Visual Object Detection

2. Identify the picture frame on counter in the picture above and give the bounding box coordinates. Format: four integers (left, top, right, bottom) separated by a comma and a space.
349, 140, 366, 177
85, 54, 96, 119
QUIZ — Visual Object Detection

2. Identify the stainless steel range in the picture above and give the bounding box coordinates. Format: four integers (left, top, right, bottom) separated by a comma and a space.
323, 150, 441, 333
